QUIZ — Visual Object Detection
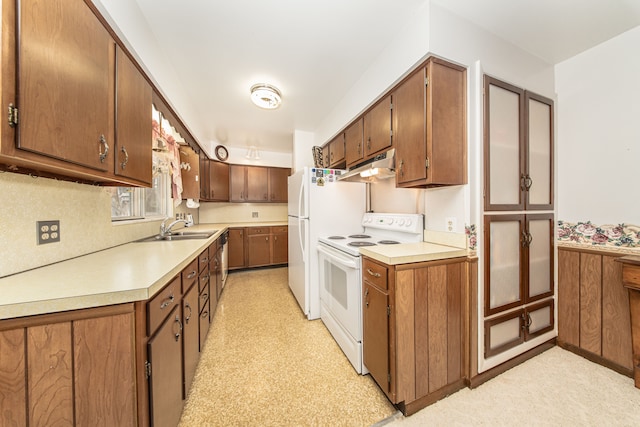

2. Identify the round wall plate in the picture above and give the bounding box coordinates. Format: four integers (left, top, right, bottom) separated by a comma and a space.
214, 145, 228, 161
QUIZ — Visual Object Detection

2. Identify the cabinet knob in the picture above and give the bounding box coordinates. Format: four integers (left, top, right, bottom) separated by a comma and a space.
184, 303, 193, 322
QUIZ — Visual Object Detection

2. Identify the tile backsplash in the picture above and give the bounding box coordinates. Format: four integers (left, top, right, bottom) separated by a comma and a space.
198, 202, 287, 224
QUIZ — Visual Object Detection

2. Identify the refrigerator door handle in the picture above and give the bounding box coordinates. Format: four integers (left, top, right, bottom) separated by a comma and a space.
298, 175, 305, 218
298, 219, 306, 259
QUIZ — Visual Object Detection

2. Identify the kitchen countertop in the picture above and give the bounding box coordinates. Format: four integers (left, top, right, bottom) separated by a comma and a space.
359, 241, 470, 265
0, 221, 287, 320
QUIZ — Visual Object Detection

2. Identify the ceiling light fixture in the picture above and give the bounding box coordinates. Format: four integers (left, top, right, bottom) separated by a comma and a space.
250, 83, 282, 109
245, 145, 261, 160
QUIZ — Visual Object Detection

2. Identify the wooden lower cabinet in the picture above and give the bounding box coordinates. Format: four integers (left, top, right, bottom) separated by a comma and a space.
557, 247, 634, 376
182, 282, 200, 397
232, 226, 288, 269
363, 256, 469, 415
617, 255, 640, 388
0, 304, 137, 427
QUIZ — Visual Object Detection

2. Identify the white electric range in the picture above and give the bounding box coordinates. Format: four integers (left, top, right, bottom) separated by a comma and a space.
317, 212, 424, 374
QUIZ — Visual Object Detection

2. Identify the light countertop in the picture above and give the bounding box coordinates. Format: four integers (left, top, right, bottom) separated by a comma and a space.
359, 241, 470, 265
0, 221, 286, 320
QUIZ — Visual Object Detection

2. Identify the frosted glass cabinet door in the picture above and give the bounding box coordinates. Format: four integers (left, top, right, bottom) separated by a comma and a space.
526, 92, 554, 210
485, 215, 524, 316
484, 77, 524, 210
526, 214, 554, 302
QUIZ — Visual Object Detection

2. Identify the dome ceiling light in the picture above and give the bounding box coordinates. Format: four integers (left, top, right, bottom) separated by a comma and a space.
250, 83, 282, 109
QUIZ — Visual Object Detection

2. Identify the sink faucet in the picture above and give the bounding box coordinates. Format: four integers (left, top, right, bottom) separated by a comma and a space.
160, 217, 193, 238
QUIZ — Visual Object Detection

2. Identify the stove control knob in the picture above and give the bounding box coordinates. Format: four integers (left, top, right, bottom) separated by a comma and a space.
386, 218, 394, 225
398, 219, 405, 226
405, 220, 413, 227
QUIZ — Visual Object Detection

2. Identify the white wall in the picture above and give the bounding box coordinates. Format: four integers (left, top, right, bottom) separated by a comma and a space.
292, 130, 316, 172
555, 26, 640, 225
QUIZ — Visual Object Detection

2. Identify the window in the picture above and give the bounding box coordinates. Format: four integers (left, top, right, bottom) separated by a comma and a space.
108, 170, 171, 221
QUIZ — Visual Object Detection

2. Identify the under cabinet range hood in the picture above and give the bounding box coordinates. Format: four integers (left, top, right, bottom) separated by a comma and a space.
337, 149, 395, 183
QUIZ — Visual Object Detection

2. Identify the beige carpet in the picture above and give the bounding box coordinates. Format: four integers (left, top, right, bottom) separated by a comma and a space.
181, 267, 640, 427
179, 267, 396, 427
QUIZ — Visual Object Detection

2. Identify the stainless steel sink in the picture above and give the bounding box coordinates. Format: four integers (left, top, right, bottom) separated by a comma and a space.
136, 230, 217, 242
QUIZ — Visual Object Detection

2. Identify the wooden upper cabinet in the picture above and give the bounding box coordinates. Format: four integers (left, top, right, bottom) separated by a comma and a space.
209, 161, 229, 201
345, 119, 364, 167
229, 164, 246, 201
363, 95, 392, 157
484, 76, 554, 211
17, 0, 114, 172
269, 167, 290, 202
179, 146, 200, 200
247, 166, 269, 201
328, 133, 345, 168
394, 58, 467, 188
322, 144, 330, 168
199, 151, 210, 200
115, 47, 152, 185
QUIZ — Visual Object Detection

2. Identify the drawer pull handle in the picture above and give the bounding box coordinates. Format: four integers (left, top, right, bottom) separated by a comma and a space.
202, 257, 209, 264
201, 310, 209, 319
367, 268, 381, 278
187, 270, 197, 279
160, 294, 174, 309
184, 303, 193, 323
174, 315, 183, 341
201, 293, 208, 301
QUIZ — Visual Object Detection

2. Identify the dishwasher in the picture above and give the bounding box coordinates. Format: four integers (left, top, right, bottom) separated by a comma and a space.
220, 230, 229, 287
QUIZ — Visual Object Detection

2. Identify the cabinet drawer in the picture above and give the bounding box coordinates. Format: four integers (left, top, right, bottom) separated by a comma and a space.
147, 276, 181, 336
199, 300, 211, 350
199, 285, 210, 314
622, 264, 640, 290
271, 226, 288, 234
199, 270, 210, 294
198, 249, 210, 272
247, 227, 269, 235
181, 259, 199, 293
363, 258, 388, 290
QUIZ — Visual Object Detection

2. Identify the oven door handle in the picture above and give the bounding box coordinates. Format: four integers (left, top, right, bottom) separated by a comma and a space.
317, 244, 359, 270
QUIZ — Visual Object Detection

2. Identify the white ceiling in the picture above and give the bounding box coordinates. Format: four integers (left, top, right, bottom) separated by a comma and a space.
132, 0, 640, 154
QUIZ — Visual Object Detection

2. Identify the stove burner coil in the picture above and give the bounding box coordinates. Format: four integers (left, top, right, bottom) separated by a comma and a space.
327, 236, 346, 240
378, 240, 400, 245
348, 234, 371, 239
348, 241, 376, 247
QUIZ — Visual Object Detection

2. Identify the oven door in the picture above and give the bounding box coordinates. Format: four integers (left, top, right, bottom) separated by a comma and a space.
317, 242, 362, 341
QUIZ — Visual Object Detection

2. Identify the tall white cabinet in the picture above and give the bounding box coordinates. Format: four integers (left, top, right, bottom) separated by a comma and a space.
482, 76, 555, 362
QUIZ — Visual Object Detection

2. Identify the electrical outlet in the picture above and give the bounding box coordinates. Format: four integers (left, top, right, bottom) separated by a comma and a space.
37, 220, 60, 244
445, 217, 457, 232
252, 212, 259, 218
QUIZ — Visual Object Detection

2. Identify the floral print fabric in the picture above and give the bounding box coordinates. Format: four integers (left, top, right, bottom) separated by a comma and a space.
557, 221, 640, 247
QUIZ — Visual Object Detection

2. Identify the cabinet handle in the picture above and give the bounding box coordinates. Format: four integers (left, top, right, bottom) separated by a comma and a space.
364, 288, 369, 307
522, 312, 532, 330
201, 310, 209, 319
120, 146, 129, 169
202, 257, 209, 264
524, 175, 533, 190
366, 268, 381, 278
399, 159, 404, 177
98, 134, 109, 163
201, 293, 208, 301
173, 315, 182, 341
521, 231, 533, 247
160, 294, 174, 309
367, 137, 371, 149
184, 303, 192, 323
357, 142, 361, 155
264, 193, 268, 200
187, 270, 197, 279
265, 237, 269, 241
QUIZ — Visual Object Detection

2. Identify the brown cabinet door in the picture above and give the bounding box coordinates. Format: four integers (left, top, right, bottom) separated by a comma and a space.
345, 119, 364, 167
246, 166, 269, 201
199, 151, 210, 200
0, 329, 26, 426
322, 145, 330, 168
18, 0, 114, 172
182, 283, 199, 397
229, 164, 246, 201
114, 47, 152, 185
363, 282, 390, 394
147, 305, 183, 427
228, 228, 246, 269
209, 161, 229, 201
272, 231, 288, 264
394, 69, 426, 185
74, 312, 137, 426
27, 322, 74, 426
198, 294, 211, 350
248, 234, 271, 267
179, 146, 201, 200
329, 133, 345, 167
269, 167, 290, 202
363, 95, 392, 157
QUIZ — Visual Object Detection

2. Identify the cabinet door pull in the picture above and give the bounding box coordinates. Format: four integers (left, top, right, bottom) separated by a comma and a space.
160, 294, 174, 309
366, 268, 381, 278
98, 134, 109, 163
524, 175, 533, 190
173, 315, 183, 341
120, 146, 129, 169
187, 270, 197, 279
184, 303, 192, 323
364, 288, 369, 307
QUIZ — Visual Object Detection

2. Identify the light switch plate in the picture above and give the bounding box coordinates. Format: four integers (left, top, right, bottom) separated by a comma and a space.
37, 220, 60, 244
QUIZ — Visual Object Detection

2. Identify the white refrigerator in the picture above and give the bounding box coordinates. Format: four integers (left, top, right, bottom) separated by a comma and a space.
288, 167, 365, 320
